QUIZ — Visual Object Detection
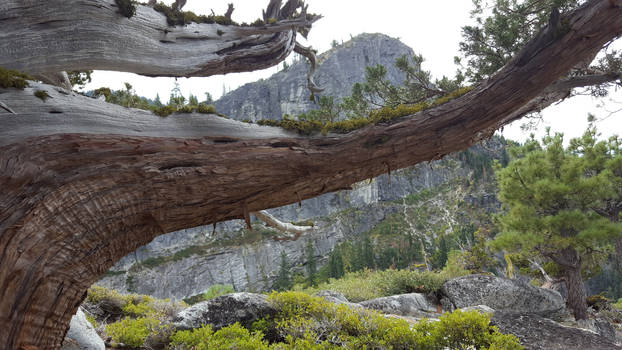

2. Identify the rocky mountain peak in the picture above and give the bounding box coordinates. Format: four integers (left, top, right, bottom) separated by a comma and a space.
214, 33, 414, 121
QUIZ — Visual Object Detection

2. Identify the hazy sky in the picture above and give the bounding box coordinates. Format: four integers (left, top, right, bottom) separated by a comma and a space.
84, 0, 621, 143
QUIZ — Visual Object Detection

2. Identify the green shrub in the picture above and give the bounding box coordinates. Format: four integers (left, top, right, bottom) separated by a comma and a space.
183, 284, 235, 305
265, 291, 522, 349
34, 90, 50, 101
86, 285, 185, 319
115, 0, 137, 18
294, 269, 456, 302
170, 323, 269, 350
204, 284, 235, 300
85, 314, 99, 329
122, 297, 157, 317
413, 310, 522, 350
0, 67, 31, 89
106, 316, 162, 348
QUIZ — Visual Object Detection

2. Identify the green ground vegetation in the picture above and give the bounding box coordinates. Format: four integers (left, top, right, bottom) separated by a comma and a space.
92, 82, 220, 117
88, 285, 522, 349
171, 291, 522, 349
183, 284, 235, 305
294, 268, 466, 303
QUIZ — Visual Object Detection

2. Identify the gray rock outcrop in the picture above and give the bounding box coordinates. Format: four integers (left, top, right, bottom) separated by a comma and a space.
441, 274, 566, 319
96, 32, 508, 300
173, 293, 276, 331
578, 317, 618, 343
492, 312, 622, 350
62, 308, 105, 350
359, 293, 440, 318
215, 33, 414, 122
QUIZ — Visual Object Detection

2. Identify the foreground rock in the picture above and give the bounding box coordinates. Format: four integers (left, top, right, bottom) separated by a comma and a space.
441, 274, 566, 319
578, 317, 618, 343
316, 290, 362, 309
62, 308, 105, 350
173, 293, 276, 330
360, 293, 440, 318
492, 312, 622, 350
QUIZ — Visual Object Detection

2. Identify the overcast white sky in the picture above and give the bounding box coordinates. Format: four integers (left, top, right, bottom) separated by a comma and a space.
84, 0, 621, 143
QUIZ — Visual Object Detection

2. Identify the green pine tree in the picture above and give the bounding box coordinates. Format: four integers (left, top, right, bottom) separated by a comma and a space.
305, 240, 317, 287
491, 129, 621, 320
328, 247, 344, 279
568, 124, 622, 267
273, 251, 292, 291
362, 235, 375, 269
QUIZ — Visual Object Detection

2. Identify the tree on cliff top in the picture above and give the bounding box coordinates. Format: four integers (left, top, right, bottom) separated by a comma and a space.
491, 128, 622, 319
1, 0, 622, 348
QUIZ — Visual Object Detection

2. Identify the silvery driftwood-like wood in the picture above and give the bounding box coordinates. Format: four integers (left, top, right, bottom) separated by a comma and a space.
0, 0, 314, 77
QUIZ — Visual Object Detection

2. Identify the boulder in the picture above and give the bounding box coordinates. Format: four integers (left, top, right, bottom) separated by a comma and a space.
578, 317, 618, 343
459, 305, 495, 314
62, 308, 105, 350
315, 290, 362, 309
359, 293, 440, 318
492, 312, 622, 350
441, 274, 566, 319
316, 290, 349, 303
173, 292, 277, 330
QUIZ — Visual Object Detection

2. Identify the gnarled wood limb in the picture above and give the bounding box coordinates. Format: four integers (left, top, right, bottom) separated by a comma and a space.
1, 0, 622, 348
0, 0, 319, 77
294, 42, 325, 95
32, 71, 73, 91
253, 210, 313, 236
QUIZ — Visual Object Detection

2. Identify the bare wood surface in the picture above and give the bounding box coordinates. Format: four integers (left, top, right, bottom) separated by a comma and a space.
253, 210, 313, 235
1, 0, 622, 349
0, 0, 317, 77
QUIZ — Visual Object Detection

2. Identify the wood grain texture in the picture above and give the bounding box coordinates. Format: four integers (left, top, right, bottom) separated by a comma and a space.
0, 0, 315, 77
1, 0, 622, 348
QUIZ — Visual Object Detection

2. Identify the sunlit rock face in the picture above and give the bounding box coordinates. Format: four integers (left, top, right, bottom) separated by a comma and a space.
214, 33, 415, 122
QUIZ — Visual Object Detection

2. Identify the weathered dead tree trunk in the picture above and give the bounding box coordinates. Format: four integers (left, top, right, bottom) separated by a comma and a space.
0, 0, 318, 77
1, 0, 622, 348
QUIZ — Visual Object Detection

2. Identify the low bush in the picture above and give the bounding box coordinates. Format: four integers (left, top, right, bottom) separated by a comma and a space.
170, 323, 269, 350
171, 291, 522, 349
294, 269, 458, 302
183, 284, 235, 305
85, 285, 185, 320
105, 316, 163, 348
0, 67, 31, 89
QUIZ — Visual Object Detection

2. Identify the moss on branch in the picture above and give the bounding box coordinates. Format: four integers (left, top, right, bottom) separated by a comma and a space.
0, 67, 32, 89
257, 86, 473, 135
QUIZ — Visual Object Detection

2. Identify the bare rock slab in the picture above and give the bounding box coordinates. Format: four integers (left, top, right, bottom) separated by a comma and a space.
173, 292, 277, 331
62, 308, 105, 350
492, 312, 622, 350
441, 274, 566, 319
359, 293, 440, 317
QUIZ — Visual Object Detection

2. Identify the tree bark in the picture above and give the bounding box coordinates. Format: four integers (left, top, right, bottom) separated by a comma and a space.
1, 0, 622, 348
0, 0, 317, 77
560, 247, 588, 320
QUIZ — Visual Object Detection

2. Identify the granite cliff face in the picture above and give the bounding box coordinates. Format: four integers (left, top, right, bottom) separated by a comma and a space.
214, 33, 415, 121
99, 143, 505, 299
98, 34, 507, 300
